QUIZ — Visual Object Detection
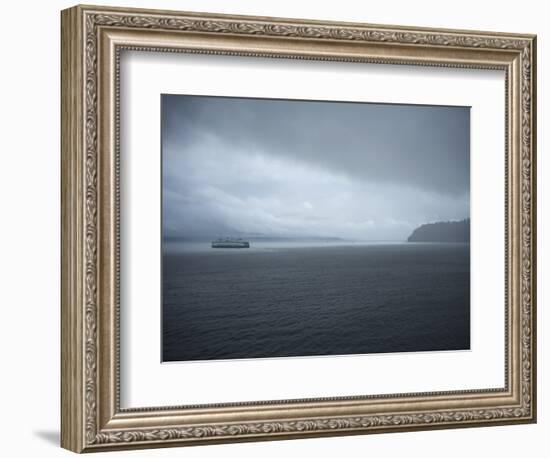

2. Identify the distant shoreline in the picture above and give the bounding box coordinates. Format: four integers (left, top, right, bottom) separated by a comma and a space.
407, 219, 470, 243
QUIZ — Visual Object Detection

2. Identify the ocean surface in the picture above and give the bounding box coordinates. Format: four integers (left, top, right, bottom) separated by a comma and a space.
162, 241, 470, 362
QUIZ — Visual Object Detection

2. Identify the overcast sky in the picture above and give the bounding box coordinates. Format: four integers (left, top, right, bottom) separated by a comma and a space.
162, 95, 470, 241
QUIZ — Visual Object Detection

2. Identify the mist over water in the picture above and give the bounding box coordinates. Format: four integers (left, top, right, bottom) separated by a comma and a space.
163, 239, 405, 254
162, 242, 470, 362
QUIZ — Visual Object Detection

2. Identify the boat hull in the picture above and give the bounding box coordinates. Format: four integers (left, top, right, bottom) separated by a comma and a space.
211, 241, 250, 248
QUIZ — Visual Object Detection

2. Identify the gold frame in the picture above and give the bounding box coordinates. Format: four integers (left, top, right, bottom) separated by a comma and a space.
61, 4, 537, 453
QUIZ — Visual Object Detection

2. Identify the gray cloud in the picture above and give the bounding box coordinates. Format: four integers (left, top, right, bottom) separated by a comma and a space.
162, 94, 470, 241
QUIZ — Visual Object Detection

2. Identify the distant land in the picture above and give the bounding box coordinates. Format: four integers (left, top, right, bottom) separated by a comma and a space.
163, 235, 346, 243
407, 219, 470, 243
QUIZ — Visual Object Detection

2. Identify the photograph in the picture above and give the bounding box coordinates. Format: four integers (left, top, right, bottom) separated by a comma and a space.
161, 95, 471, 362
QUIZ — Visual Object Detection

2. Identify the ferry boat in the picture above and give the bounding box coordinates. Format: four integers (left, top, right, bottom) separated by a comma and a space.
211, 238, 250, 248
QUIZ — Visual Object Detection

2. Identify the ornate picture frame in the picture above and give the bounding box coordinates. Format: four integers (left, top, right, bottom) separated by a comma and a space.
61, 4, 536, 453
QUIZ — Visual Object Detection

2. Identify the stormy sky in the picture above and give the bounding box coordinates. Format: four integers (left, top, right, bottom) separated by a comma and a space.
162, 95, 470, 241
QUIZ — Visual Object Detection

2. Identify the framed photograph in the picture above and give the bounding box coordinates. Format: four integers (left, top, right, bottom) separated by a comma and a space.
61, 4, 537, 453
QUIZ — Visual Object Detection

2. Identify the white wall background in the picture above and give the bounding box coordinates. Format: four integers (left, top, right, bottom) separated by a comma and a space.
0, 0, 546, 456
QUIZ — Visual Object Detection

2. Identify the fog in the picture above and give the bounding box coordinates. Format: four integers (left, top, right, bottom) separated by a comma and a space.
162, 95, 469, 241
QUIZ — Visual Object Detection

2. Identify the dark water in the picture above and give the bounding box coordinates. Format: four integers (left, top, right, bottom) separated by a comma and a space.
162, 242, 470, 362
